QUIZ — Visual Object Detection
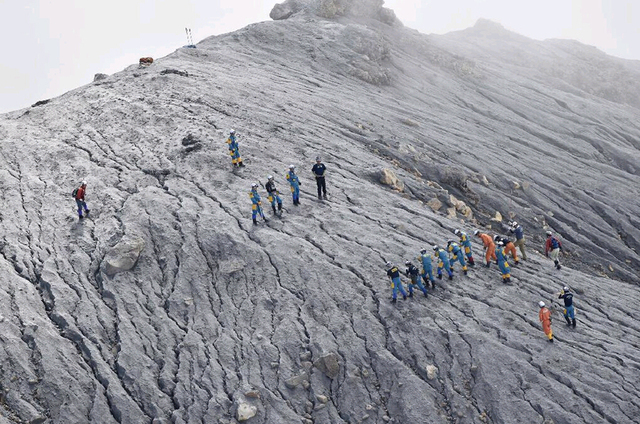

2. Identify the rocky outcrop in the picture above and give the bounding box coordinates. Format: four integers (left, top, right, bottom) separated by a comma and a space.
0, 6, 639, 424
270, 0, 399, 25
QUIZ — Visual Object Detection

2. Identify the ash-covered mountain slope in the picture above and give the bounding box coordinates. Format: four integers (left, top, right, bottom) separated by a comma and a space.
0, 3, 639, 424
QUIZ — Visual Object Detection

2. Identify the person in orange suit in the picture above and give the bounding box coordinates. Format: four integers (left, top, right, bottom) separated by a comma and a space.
494, 235, 519, 265
538, 301, 554, 343
474, 230, 497, 267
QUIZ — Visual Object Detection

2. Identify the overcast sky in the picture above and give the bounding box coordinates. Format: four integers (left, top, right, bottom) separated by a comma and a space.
1, 0, 638, 113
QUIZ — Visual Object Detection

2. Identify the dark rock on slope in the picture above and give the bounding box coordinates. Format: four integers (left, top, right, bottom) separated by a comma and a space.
0, 1, 639, 423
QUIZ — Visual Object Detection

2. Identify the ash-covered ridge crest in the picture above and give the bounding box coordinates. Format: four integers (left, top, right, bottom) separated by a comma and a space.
270, 0, 399, 25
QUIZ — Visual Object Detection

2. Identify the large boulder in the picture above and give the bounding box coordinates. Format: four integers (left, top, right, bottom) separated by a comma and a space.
102, 237, 145, 276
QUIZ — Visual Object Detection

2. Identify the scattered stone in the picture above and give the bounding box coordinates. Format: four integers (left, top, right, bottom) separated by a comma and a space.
160, 69, 189, 77
245, 390, 260, 399
270, 362, 279, 369
365, 404, 374, 410
490, 211, 503, 222
299, 351, 312, 361
102, 237, 145, 276
301, 361, 313, 370
285, 372, 309, 389
481, 175, 490, 186
94, 73, 108, 82
426, 365, 438, 380
382, 416, 390, 422
236, 403, 257, 421
362, 414, 370, 421
314, 403, 326, 411
427, 198, 442, 211
446, 207, 457, 219
512, 181, 521, 190
316, 394, 329, 403
378, 168, 405, 191
313, 352, 341, 379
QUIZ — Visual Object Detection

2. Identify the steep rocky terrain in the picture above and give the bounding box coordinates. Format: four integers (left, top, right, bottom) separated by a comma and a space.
0, 1, 639, 423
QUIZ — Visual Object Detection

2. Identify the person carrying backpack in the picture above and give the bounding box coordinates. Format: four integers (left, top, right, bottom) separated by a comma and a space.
227, 129, 244, 168
405, 260, 428, 297
508, 221, 527, 260
545, 231, 563, 270
265, 175, 283, 216
73, 181, 90, 219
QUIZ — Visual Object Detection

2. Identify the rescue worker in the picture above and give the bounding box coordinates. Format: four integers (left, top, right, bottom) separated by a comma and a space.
558, 286, 576, 327
433, 245, 453, 280
494, 235, 519, 265
508, 221, 527, 260
311, 156, 327, 200
539, 301, 554, 342
286, 165, 301, 205
405, 260, 428, 297
74, 180, 90, 219
265, 175, 283, 216
495, 241, 511, 283
474, 230, 497, 267
544, 231, 563, 270
419, 248, 436, 289
447, 240, 468, 275
227, 129, 244, 168
249, 183, 268, 224
386, 262, 407, 303
454, 229, 475, 266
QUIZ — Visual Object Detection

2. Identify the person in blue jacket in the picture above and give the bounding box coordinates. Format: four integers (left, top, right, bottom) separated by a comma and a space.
558, 286, 576, 327
508, 221, 527, 261
433, 245, 453, 280
386, 262, 407, 303
419, 248, 436, 289
286, 165, 301, 205
454, 229, 475, 267
405, 260, 428, 297
447, 240, 468, 275
227, 129, 244, 168
495, 241, 511, 283
265, 175, 283, 216
249, 183, 267, 224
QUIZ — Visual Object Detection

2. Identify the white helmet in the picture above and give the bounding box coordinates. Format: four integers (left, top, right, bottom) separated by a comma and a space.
405, 260, 411, 266
420, 248, 427, 254
546, 231, 553, 237
512, 221, 518, 227
563, 286, 569, 292
539, 301, 545, 308
81, 180, 87, 186
385, 261, 393, 269
432, 245, 439, 251
267, 175, 273, 180
251, 183, 258, 188
289, 164, 295, 170
454, 229, 461, 236
474, 230, 480, 236
230, 129, 235, 135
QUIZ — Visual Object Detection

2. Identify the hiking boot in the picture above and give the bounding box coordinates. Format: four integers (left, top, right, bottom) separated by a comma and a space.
402, 295, 407, 300
463, 270, 468, 276
514, 261, 520, 266
431, 282, 436, 289
437, 274, 442, 280
85, 209, 90, 214
485, 263, 491, 268
323, 195, 327, 200
408, 292, 413, 298
572, 319, 577, 328
278, 203, 282, 211
565, 317, 572, 326
549, 338, 554, 343
557, 264, 562, 270
238, 162, 245, 167
448, 274, 453, 281
253, 219, 258, 225
79, 215, 84, 219
392, 298, 397, 303
423, 291, 428, 297
272, 206, 277, 215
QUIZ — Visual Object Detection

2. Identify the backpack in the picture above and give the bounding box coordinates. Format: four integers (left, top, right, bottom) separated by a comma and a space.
72, 187, 78, 198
